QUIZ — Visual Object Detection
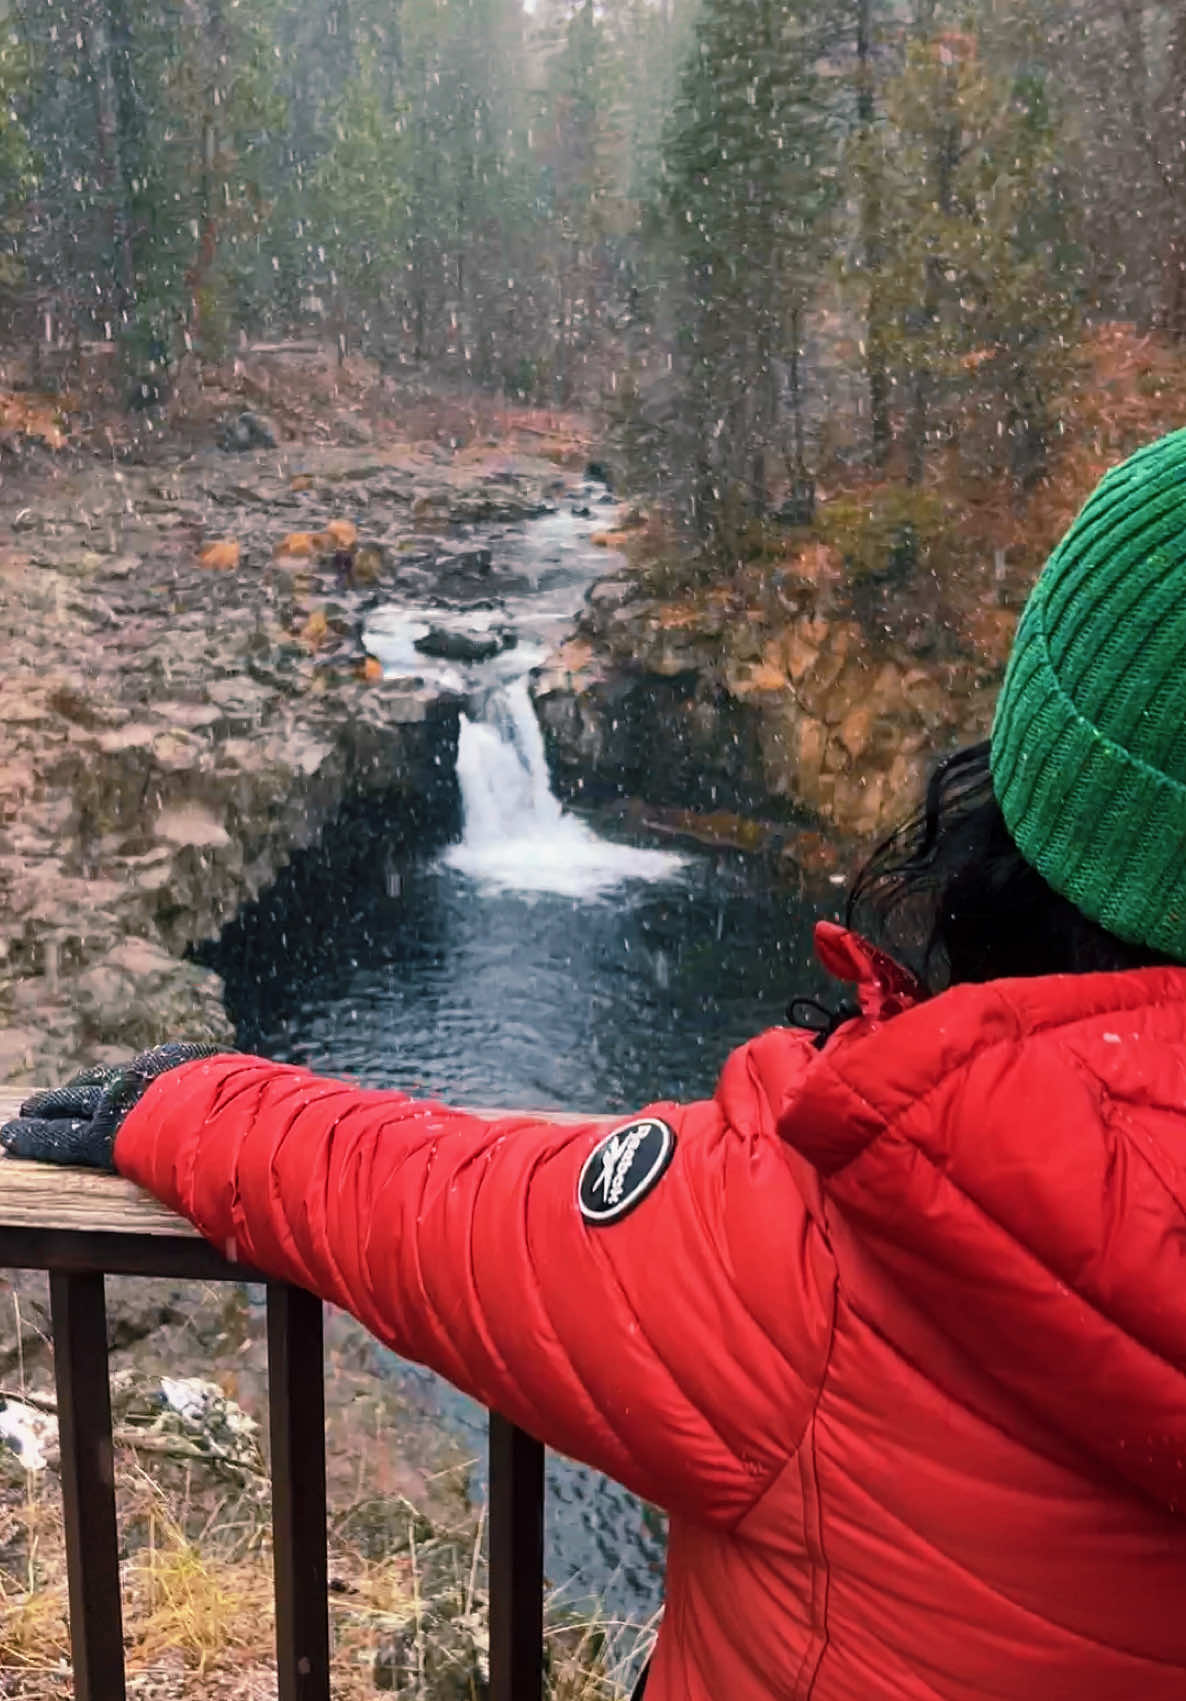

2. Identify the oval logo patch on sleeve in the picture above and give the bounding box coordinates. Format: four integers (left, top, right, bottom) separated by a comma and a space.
578, 1118, 676, 1225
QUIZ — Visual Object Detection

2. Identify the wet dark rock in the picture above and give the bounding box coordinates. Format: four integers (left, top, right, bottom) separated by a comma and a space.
773, 479, 817, 527
534, 566, 995, 841
389, 564, 435, 595
586, 578, 633, 612
216, 410, 279, 452
128, 376, 168, 412
435, 542, 493, 576
535, 661, 770, 819
414, 625, 515, 664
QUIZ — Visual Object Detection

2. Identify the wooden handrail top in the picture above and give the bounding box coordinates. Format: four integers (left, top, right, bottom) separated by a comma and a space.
0, 1089, 203, 1236
0, 1088, 601, 1236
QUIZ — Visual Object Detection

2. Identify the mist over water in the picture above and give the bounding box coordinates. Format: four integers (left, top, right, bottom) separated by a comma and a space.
443, 677, 686, 897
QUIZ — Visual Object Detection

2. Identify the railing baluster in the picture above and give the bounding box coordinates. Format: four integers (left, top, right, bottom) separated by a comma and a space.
49, 1270, 127, 1701
2, 1155, 568, 1701
266, 1283, 331, 1701
489, 1414, 544, 1701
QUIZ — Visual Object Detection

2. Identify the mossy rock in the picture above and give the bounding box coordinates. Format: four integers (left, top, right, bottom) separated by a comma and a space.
815, 486, 956, 586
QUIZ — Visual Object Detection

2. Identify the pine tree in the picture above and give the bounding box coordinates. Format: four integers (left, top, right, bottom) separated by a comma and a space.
532, 0, 629, 399
397, 0, 535, 382
864, 25, 1077, 487
656, 0, 839, 551
0, 24, 36, 307
305, 49, 408, 357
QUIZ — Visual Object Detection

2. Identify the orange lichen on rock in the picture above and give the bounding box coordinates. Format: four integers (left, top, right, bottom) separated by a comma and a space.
323, 518, 357, 551
197, 539, 241, 571
298, 608, 329, 649
362, 655, 383, 681
351, 543, 384, 583
274, 521, 356, 558
273, 531, 322, 559
736, 661, 791, 694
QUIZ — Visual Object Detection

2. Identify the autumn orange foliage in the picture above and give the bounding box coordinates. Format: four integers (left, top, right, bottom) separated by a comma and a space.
0, 390, 68, 450
1024, 324, 1186, 554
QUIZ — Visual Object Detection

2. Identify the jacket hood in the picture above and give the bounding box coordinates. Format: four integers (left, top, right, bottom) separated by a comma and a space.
760, 928, 1186, 1518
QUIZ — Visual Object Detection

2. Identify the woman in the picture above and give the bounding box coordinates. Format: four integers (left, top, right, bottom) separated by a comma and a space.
8, 429, 1186, 1699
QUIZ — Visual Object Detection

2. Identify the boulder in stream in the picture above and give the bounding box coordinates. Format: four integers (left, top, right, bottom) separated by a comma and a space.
435, 541, 493, 578
414, 624, 516, 664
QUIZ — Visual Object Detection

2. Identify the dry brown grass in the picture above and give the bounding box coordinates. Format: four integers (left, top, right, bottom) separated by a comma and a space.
0, 1282, 648, 1701
0, 1451, 646, 1700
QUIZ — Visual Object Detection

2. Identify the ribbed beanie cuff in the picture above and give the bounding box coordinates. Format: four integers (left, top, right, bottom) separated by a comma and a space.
991, 428, 1186, 962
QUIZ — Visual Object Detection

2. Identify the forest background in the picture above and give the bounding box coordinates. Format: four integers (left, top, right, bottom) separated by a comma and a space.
0, 0, 1184, 571
3, 5, 1186, 1695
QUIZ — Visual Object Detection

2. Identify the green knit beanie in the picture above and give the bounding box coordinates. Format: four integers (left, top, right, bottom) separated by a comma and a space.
991, 426, 1186, 962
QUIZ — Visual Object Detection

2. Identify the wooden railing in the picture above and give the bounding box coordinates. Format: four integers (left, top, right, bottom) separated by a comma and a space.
0, 1094, 548, 1701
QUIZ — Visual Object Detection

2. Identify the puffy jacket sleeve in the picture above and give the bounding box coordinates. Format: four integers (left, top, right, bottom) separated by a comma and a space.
114, 1045, 835, 1525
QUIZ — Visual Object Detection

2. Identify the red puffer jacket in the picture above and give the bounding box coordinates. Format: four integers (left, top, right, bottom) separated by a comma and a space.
114, 923, 1186, 1700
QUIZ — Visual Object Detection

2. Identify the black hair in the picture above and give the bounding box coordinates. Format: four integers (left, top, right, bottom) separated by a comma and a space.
845, 740, 1175, 997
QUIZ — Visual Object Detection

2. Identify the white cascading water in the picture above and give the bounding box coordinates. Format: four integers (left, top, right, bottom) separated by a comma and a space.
442, 677, 685, 897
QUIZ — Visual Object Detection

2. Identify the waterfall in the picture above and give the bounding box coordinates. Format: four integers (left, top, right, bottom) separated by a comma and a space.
442, 678, 685, 897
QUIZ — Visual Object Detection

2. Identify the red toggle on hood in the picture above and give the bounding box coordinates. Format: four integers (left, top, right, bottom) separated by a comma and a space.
813, 918, 926, 1023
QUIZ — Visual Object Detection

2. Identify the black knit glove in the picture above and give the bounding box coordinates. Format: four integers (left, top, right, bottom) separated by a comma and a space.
0, 1042, 221, 1171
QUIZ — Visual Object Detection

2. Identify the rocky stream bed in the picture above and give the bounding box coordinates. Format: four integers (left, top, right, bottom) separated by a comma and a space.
0, 439, 571, 1088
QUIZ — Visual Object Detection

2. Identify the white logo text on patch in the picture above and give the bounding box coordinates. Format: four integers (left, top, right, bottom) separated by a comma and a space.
578, 1117, 676, 1225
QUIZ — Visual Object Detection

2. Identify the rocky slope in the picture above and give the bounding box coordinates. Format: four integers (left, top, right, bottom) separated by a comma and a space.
534, 329, 1186, 860
532, 532, 1009, 851
0, 441, 566, 1086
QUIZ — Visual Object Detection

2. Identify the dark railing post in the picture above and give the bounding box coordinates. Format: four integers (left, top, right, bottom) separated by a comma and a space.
488, 1414, 545, 1701
266, 1283, 331, 1701
49, 1270, 127, 1701
2, 1160, 560, 1701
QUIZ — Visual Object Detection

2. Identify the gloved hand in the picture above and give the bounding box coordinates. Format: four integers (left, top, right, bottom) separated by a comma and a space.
0, 1042, 221, 1170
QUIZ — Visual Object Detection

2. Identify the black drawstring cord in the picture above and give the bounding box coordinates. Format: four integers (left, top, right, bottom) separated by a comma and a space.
785, 995, 860, 1049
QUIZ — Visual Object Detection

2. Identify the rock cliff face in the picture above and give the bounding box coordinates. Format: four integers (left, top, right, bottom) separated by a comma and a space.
0, 443, 562, 1084
533, 542, 1010, 850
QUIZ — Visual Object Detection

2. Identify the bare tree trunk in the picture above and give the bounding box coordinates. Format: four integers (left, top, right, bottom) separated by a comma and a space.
1114, 0, 1186, 338
905, 56, 958, 485
788, 302, 806, 479
857, 0, 891, 467
189, 0, 230, 357
1160, 10, 1186, 338
83, 0, 135, 330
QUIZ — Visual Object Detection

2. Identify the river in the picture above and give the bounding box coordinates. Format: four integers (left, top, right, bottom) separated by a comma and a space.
210, 484, 833, 1651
